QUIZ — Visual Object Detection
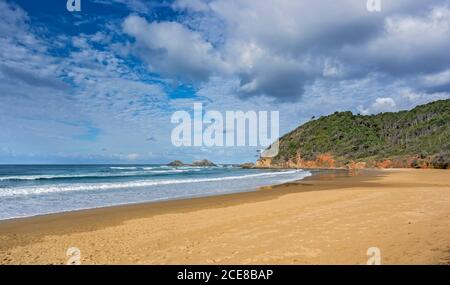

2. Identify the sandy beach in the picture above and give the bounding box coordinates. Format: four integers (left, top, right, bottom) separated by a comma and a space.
0, 169, 449, 265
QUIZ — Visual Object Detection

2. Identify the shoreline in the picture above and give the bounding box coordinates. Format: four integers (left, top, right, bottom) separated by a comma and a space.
0, 169, 352, 240
1, 169, 449, 264
0, 167, 318, 223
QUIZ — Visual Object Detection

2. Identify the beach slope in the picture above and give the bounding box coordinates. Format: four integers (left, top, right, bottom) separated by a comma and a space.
0, 169, 449, 264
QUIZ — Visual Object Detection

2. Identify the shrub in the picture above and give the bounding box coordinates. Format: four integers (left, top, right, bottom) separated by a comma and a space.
431, 152, 450, 169
411, 159, 422, 169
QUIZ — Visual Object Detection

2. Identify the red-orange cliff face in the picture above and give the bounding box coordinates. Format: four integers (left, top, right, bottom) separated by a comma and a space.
256, 153, 339, 169
255, 153, 443, 170
255, 153, 336, 169
375, 160, 393, 168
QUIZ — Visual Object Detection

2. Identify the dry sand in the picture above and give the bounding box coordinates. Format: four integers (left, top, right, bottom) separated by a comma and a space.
0, 169, 449, 265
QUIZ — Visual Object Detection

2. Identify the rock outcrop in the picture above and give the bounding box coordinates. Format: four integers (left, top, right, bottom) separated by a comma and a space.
239, 163, 255, 169
167, 160, 185, 167
191, 159, 217, 167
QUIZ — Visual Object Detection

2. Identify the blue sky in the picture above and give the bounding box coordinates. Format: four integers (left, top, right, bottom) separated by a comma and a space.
1, 0, 450, 164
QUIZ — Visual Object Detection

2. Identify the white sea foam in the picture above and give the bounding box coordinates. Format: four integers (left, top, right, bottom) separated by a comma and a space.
0, 170, 311, 197
109, 167, 138, 170
0, 168, 202, 181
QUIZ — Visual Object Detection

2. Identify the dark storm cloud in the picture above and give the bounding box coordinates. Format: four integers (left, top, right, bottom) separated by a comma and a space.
236, 63, 316, 102
121, 0, 450, 102
420, 82, 450, 94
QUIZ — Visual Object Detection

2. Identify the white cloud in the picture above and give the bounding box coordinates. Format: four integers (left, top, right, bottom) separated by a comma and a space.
93, 0, 153, 13
0, 2, 176, 162
351, 6, 450, 74
122, 15, 228, 82
323, 59, 342, 77
172, 0, 210, 12
2, 0, 450, 163
422, 68, 450, 87
358, 97, 396, 115
373, 97, 396, 110
125, 153, 140, 160
148, 0, 450, 100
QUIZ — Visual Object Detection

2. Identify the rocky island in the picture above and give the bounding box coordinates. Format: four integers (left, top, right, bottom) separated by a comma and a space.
167, 159, 217, 167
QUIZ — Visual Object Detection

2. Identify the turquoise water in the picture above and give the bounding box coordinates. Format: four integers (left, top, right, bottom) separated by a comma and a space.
0, 165, 311, 220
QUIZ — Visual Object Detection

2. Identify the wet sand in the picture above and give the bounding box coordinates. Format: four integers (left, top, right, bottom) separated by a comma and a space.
0, 169, 449, 264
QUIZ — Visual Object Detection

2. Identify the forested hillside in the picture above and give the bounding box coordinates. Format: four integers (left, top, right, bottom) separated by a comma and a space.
260, 99, 450, 169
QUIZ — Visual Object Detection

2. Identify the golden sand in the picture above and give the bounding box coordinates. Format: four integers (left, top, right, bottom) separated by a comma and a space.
0, 169, 449, 264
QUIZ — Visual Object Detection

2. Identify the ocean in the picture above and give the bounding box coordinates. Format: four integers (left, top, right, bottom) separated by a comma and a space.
0, 165, 311, 220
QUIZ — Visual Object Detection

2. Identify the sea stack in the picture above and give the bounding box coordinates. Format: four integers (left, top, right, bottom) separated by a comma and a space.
167, 160, 185, 167
191, 159, 216, 167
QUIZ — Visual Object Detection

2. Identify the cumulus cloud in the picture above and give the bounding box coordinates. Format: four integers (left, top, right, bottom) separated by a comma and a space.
217, 0, 450, 100
358, 97, 397, 115
0, 1, 74, 121
122, 15, 228, 82
421, 68, 450, 93
0, 2, 175, 163
2, 0, 450, 163
121, 0, 450, 102
357, 89, 449, 115
344, 6, 450, 76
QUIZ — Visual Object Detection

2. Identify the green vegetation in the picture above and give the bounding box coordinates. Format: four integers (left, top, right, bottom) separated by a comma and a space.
272, 99, 450, 168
